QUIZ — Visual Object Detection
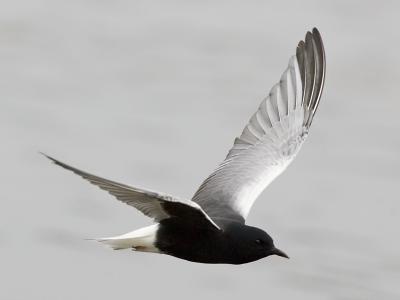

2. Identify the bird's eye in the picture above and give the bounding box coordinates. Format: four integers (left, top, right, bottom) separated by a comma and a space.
255, 239, 263, 245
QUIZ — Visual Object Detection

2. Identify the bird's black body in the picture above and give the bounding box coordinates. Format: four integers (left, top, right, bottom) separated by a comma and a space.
156, 218, 287, 264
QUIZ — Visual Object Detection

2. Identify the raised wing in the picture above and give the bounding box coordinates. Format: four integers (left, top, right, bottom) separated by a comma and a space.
43, 154, 220, 230
192, 28, 325, 224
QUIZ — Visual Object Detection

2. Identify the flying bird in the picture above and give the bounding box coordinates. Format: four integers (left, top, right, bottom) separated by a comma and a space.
44, 28, 325, 264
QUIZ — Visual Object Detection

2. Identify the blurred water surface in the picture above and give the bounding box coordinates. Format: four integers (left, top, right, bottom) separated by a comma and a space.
1, 1, 399, 299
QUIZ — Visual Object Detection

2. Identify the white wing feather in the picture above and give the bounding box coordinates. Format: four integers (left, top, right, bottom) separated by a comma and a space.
192, 29, 325, 223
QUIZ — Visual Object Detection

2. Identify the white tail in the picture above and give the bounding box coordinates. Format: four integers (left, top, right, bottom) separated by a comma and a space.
93, 224, 160, 253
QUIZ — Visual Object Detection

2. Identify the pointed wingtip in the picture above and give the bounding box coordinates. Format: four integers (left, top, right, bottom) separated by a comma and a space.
312, 27, 320, 34
39, 153, 75, 172
311, 28, 324, 53
39, 152, 58, 164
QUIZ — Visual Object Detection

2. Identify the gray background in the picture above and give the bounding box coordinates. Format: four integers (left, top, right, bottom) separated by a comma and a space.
1, 1, 399, 299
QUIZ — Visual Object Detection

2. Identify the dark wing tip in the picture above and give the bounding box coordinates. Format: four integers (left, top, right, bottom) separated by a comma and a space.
40, 152, 78, 174
311, 28, 325, 61
40, 152, 57, 164
311, 28, 326, 71
296, 28, 326, 128
312, 27, 320, 35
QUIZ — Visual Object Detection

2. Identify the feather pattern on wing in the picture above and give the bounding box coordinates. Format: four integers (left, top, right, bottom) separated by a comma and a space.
192, 28, 325, 224
42, 154, 220, 230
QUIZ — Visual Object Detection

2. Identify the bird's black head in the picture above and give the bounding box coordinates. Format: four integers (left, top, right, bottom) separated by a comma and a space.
225, 223, 289, 264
